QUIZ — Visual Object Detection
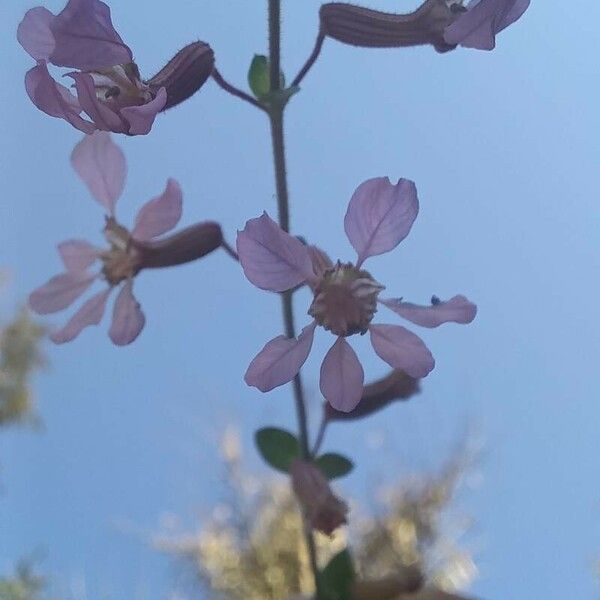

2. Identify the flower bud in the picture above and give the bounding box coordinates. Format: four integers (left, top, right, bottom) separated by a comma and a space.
147, 41, 215, 111
319, 0, 459, 53
136, 222, 223, 270
326, 369, 420, 421
290, 459, 348, 536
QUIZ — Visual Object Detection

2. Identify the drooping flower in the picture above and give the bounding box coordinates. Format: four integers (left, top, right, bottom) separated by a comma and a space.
17, 0, 214, 135
290, 459, 348, 536
319, 0, 529, 52
237, 177, 476, 413
29, 131, 223, 345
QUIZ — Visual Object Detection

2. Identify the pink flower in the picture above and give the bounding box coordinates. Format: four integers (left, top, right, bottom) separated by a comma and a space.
29, 131, 222, 345
444, 0, 530, 50
17, 0, 213, 135
290, 460, 348, 536
237, 177, 477, 412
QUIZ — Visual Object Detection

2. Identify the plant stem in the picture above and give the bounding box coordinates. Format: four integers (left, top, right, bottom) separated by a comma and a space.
211, 68, 266, 112
268, 1, 322, 596
292, 31, 326, 88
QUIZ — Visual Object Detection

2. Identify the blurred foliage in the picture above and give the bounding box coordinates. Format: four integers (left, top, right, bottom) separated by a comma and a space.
154, 429, 477, 600
0, 308, 46, 428
0, 560, 46, 600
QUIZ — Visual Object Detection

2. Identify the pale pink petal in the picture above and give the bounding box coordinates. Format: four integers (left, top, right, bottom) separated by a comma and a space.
237, 213, 314, 292
17, 7, 55, 60
71, 129, 126, 214
50, 287, 111, 344
29, 271, 96, 315
245, 322, 317, 392
25, 63, 95, 134
319, 337, 364, 413
444, 0, 530, 50
132, 178, 182, 241
49, 0, 132, 70
58, 239, 100, 272
69, 71, 126, 133
120, 88, 167, 135
108, 280, 145, 346
344, 177, 419, 267
369, 324, 434, 379
380, 295, 477, 328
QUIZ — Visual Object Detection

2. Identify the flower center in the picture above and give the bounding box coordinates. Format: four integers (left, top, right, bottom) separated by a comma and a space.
308, 262, 385, 337
89, 62, 153, 107
100, 218, 143, 285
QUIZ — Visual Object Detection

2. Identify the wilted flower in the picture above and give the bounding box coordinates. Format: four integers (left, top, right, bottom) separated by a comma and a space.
17, 0, 214, 135
290, 459, 348, 536
320, 0, 529, 53
29, 132, 222, 345
237, 177, 476, 412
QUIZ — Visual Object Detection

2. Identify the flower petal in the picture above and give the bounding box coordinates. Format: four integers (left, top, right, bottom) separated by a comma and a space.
132, 178, 182, 241
444, 0, 530, 50
237, 213, 314, 292
320, 337, 364, 413
380, 295, 477, 328
69, 71, 126, 133
108, 280, 145, 346
17, 7, 55, 60
58, 239, 100, 272
49, 0, 132, 70
29, 271, 96, 315
344, 177, 419, 267
50, 287, 111, 344
369, 324, 434, 379
71, 129, 126, 214
120, 87, 167, 135
25, 63, 95, 134
245, 322, 317, 392
307, 245, 334, 279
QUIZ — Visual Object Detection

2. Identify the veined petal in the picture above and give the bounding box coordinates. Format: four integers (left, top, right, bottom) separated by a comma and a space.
320, 337, 364, 413
108, 280, 145, 346
29, 271, 96, 315
69, 71, 126, 133
49, 0, 132, 70
71, 130, 126, 215
25, 63, 95, 134
50, 287, 111, 344
132, 178, 182, 241
237, 212, 314, 292
444, 0, 530, 50
380, 295, 477, 328
58, 239, 101, 272
369, 324, 434, 378
17, 7, 55, 60
344, 177, 419, 267
307, 245, 334, 279
245, 322, 317, 392
120, 87, 167, 135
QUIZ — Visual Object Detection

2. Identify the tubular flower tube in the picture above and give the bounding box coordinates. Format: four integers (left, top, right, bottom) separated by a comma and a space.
29, 132, 222, 345
17, 0, 214, 135
320, 0, 530, 53
290, 459, 348, 536
237, 177, 477, 413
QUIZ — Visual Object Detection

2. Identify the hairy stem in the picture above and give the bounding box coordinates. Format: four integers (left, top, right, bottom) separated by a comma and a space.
292, 31, 326, 88
211, 68, 266, 111
268, 1, 322, 596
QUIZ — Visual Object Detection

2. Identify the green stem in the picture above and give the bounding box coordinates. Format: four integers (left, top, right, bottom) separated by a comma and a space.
267, 1, 322, 596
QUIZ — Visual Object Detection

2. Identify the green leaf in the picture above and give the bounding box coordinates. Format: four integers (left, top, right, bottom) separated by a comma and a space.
248, 54, 270, 99
319, 549, 355, 600
316, 453, 354, 480
255, 427, 300, 472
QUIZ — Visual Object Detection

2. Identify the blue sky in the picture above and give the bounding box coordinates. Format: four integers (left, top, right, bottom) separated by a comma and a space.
1, 0, 600, 598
